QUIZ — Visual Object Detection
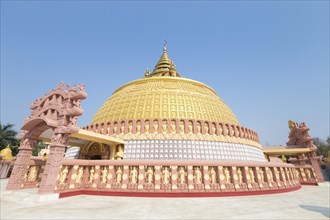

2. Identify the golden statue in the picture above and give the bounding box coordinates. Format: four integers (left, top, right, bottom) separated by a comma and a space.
0, 145, 14, 161
76, 167, 84, 183
27, 166, 38, 182
145, 120, 150, 133
101, 167, 108, 184
130, 166, 138, 184
128, 121, 133, 134
59, 166, 68, 184
153, 120, 159, 133
294, 169, 301, 180
210, 123, 216, 135
179, 121, 185, 134
170, 120, 176, 134
89, 167, 95, 183
136, 121, 141, 134
260, 169, 265, 182
204, 123, 209, 135
115, 145, 124, 160
178, 166, 186, 184
194, 167, 202, 184
113, 122, 118, 134
146, 166, 154, 184
269, 169, 273, 182
237, 168, 243, 183
188, 121, 193, 134
162, 166, 171, 184
120, 122, 125, 134
162, 120, 168, 133
224, 167, 231, 184
196, 122, 201, 135
116, 166, 123, 184
249, 168, 255, 183
210, 167, 216, 184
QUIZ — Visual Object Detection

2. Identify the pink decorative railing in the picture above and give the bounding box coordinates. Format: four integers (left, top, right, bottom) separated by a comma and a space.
54, 159, 315, 195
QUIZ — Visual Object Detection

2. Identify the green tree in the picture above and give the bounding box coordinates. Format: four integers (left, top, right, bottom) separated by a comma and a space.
32, 142, 47, 156
0, 123, 18, 150
314, 137, 330, 158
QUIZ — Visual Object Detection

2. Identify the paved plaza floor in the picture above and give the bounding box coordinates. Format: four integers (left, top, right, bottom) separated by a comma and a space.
1, 179, 329, 220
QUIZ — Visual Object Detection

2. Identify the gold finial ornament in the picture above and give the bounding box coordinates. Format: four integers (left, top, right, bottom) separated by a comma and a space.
288, 120, 295, 129
163, 40, 167, 52
144, 68, 150, 77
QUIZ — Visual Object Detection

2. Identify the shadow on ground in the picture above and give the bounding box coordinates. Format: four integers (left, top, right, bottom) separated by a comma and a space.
300, 205, 330, 218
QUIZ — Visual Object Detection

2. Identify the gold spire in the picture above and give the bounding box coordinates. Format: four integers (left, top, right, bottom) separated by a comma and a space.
150, 42, 181, 77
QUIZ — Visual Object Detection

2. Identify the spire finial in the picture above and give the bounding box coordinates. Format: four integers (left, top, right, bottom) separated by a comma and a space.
144, 68, 150, 77
163, 40, 167, 52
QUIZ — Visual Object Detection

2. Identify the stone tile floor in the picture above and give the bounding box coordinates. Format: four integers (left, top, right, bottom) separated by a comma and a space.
1, 179, 329, 220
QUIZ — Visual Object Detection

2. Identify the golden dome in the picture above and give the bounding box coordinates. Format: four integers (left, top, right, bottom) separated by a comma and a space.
91, 79, 239, 125
91, 47, 239, 125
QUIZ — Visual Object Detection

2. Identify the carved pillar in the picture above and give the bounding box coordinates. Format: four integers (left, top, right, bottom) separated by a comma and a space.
187, 166, 194, 191
171, 166, 178, 191
203, 166, 211, 192
106, 166, 115, 189
218, 166, 227, 191
121, 165, 129, 190
255, 167, 265, 189
6, 138, 37, 190
154, 166, 161, 192
231, 166, 240, 191
38, 133, 69, 194
137, 165, 145, 191
92, 166, 101, 189
243, 166, 252, 189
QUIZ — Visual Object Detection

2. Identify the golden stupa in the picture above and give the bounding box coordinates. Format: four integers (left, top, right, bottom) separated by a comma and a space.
0, 145, 14, 161
87, 44, 263, 161
92, 46, 239, 125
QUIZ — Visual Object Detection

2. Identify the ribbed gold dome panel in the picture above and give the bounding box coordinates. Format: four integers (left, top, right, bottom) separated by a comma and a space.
91, 77, 239, 125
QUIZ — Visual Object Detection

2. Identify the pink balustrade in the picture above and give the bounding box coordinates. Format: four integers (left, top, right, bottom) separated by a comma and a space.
53, 159, 316, 197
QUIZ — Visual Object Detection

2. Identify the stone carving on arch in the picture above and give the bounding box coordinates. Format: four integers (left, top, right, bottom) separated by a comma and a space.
7, 82, 87, 193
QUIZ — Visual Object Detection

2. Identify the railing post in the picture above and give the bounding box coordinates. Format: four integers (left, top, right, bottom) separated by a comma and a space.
122, 165, 129, 190
187, 166, 194, 191
171, 166, 178, 192
154, 166, 161, 192
137, 165, 145, 191
107, 166, 115, 189
203, 166, 211, 192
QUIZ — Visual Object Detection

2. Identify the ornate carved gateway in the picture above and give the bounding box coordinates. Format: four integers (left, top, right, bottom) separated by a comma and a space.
6, 82, 87, 193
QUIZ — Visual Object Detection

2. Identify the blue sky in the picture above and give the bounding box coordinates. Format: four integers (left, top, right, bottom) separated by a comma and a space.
1, 1, 329, 146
